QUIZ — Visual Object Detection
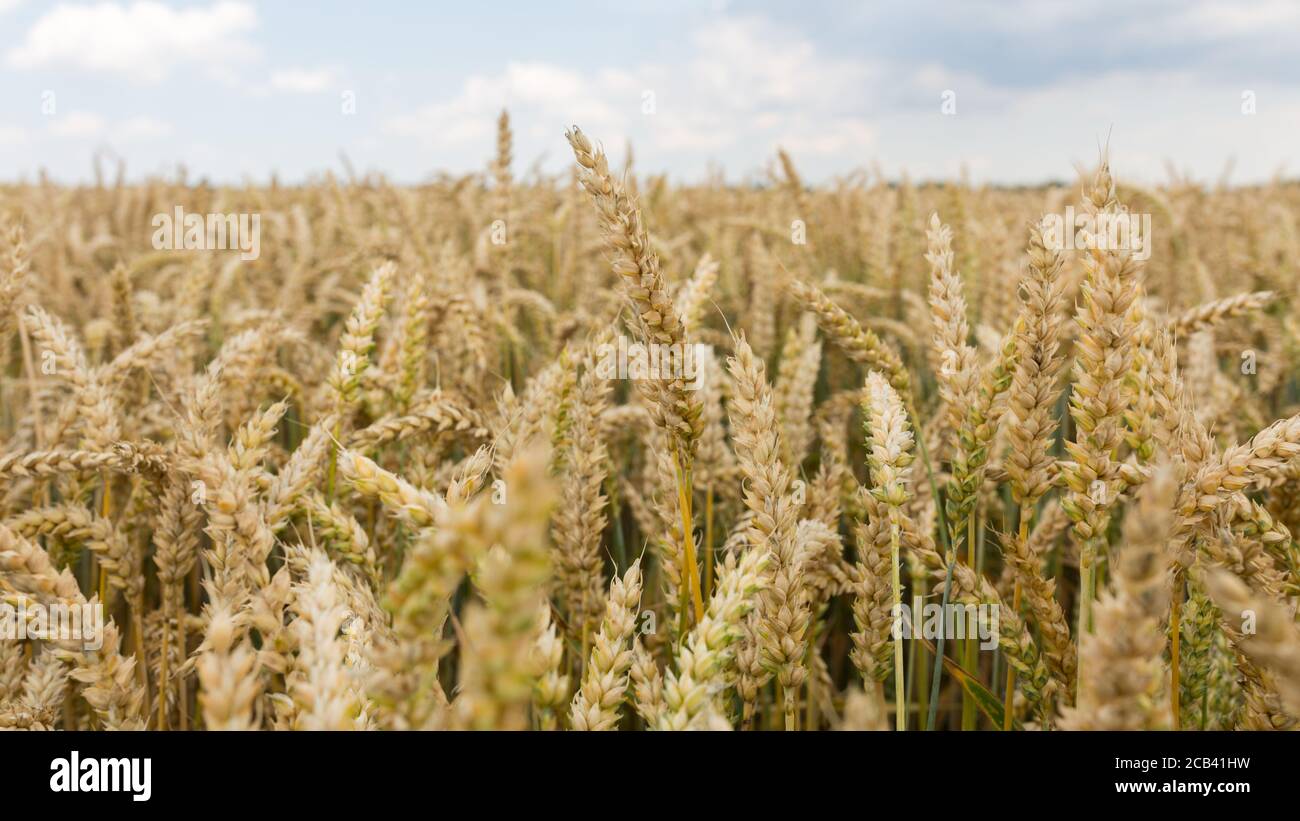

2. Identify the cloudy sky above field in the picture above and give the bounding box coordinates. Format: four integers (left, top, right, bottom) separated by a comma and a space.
0, 0, 1297, 184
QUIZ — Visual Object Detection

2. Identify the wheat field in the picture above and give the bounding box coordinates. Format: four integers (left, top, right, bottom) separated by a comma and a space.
0, 113, 1298, 731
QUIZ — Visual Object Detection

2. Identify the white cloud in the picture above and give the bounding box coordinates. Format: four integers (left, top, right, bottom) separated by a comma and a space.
921, 0, 1300, 44
0, 125, 28, 145
113, 115, 172, 140
780, 120, 877, 157
47, 111, 173, 141
48, 110, 105, 138
1169, 0, 1300, 38
270, 67, 338, 94
384, 15, 884, 173
386, 61, 627, 147
7, 1, 258, 83
4, 4, 1295, 185
0, 0, 25, 14
684, 17, 878, 110
864, 68, 1300, 185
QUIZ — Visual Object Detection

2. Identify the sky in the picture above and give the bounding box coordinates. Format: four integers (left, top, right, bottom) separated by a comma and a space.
0, 0, 1298, 186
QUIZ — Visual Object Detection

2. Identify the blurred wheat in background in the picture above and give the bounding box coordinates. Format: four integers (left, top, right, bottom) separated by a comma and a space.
1, 112, 1299, 731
